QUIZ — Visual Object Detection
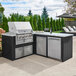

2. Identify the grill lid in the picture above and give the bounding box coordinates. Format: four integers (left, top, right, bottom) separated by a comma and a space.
8, 22, 33, 34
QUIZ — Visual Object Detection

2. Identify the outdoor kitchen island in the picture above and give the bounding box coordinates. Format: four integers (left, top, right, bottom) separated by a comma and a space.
33, 32, 73, 62
2, 22, 73, 62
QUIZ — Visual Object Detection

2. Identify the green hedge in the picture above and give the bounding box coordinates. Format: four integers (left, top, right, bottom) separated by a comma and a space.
1, 13, 65, 32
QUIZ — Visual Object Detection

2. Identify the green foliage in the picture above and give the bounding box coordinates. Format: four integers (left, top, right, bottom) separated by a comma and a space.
58, 18, 61, 30
0, 3, 4, 12
1, 12, 65, 32
30, 16, 34, 29
41, 7, 48, 21
38, 16, 42, 31
61, 18, 65, 27
52, 20, 55, 32
0, 12, 3, 24
42, 18, 46, 30
56, 20, 59, 31
2, 15, 8, 32
25, 16, 30, 21
64, 0, 76, 14
53, 30, 63, 33
0, 3, 4, 25
9, 13, 26, 21
33, 15, 38, 30
50, 17, 53, 31
46, 18, 50, 29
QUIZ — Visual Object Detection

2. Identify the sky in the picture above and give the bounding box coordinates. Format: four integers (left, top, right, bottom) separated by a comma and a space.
0, 0, 67, 19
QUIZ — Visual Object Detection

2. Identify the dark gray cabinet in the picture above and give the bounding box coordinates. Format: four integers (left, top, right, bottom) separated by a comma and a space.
34, 34, 73, 62
36, 36, 46, 56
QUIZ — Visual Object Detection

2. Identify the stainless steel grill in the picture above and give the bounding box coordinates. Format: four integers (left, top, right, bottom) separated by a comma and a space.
8, 22, 33, 45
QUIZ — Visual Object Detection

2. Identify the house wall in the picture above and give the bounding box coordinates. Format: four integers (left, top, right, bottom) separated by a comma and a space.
64, 21, 76, 27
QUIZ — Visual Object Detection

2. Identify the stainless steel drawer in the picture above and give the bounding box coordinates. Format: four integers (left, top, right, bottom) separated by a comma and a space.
15, 47, 24, 58
48, 37, 61, 60
36, 36, 46, 56
24, 45, 33, 56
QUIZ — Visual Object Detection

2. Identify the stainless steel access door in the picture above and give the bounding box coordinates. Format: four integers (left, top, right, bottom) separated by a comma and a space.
15, 47, 24, 59
24, 45, 33, 56
48, 37, 61, 60
36, 36, 46, 56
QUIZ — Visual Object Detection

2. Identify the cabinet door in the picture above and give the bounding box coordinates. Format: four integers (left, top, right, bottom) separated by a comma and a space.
24, 45, 33, 56
36, 36, 46, 56
15, 47, 24, 59
48, 37, 61, 60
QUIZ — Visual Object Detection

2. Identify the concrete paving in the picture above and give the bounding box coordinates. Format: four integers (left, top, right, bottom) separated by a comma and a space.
0, 37, 76, 76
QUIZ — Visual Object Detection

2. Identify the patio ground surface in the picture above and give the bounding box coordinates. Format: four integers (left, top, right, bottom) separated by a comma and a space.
0, 37, 76, 76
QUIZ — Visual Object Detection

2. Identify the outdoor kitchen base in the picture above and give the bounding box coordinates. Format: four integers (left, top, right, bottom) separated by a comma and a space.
2, 22, 33, 60
2, 35, 33, 60
2, 22, 73, 62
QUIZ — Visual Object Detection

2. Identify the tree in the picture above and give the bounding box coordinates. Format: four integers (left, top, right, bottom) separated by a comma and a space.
11, 15, 16, 21
41, 7, 48, 21
58, 18, 61, 30
52, 20, 55, 31
61, 18, 65, 27
64, 0, 76, 14
46, 18, 50, 29
0, 3, 4, 26
33, 14, 40, 22
38, 16, 42, 31
24, 16, 30, 21
30, 16, 34, 30
0, 3, 4, 12
33, 15, 38, 30
9, 13, 31, 21
56, 20, 58, 31
28, 10, 32, 16
50, 17, 53, 31
3, 15, 8, 32
42, 18, 46, 30
54, 20, 57, 31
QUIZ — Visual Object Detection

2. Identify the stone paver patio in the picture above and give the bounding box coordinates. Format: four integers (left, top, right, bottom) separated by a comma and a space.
0, 37, 76, 76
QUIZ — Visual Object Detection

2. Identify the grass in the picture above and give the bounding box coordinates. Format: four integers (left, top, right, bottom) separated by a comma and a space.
53, 30, 64, 33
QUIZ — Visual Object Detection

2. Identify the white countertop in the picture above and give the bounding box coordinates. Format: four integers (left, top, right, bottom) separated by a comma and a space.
2, 32, 16, 36
33, 32, 73, 37
2, 31, 73, 37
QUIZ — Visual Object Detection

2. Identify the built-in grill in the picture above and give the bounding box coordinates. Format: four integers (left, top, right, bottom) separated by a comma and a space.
8, 22, 33, 45
2, 22, 33, 60
16, 33, 33, 45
